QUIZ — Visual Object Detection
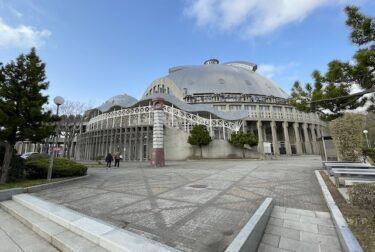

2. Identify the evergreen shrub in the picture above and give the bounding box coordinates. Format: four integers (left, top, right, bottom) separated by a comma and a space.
329, 113, 366, 161
25, 157, 87, 179
349, 183, 375, 215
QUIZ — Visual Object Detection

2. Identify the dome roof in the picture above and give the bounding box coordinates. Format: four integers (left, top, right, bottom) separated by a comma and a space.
97, 93, 138, 112
165, 61, 289, 99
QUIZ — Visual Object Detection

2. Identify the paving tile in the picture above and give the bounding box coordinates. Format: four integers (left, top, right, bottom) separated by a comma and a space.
271, 211, 285, 219
285, 208, 316, 217
265, 224, 300, 241
279, 237, 320, 252
317, 225, 337, 236
258, 243, 289, 252
284, 219, 318, 233
301, 231, 341, 248
273, 206, 286, 213
29, 158, 329, 252
261, 233, 280, 247
314, 211, 331, 219
284, 213, 301, 221
268, 217, 283, 227
320, 244, 343, 252
300, 216, 334, 227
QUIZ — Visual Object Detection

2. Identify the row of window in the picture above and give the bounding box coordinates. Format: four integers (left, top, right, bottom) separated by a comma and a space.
213, 105, 294, 112
145, 84, 171, 96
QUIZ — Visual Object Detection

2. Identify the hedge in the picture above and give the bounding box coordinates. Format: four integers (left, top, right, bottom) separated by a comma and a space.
348, 183, 375, 215
363, 148, 375, 163
25, 158, 87, 179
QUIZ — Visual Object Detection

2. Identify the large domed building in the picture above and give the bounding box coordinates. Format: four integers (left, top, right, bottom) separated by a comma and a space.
76, 59, 326, 161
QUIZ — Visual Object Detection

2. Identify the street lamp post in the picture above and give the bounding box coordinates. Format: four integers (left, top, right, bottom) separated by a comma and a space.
47, 96, 64, 182
363, 129, 370, 148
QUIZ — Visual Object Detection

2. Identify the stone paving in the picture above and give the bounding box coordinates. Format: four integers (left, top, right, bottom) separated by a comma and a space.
259, 206, 342, 252
0, 208, 58, 252
33, 156, 327, 252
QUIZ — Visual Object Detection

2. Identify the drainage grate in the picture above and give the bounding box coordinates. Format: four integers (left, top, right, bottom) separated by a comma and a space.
189, 184, 208, 189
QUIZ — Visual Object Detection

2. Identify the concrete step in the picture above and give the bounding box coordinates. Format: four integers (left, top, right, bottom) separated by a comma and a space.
1, 200, 107, 252
11, 193, 177, 252
0, 208, 58, 252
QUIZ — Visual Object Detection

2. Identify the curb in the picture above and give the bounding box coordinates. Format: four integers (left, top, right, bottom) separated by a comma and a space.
0, 175, 89, 201
25, 175, 89, 193
315, 170, 363, 252
225, 197, 273, 252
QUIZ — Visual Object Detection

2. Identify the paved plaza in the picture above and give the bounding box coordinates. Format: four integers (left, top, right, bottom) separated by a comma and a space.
33, 156, 327, 252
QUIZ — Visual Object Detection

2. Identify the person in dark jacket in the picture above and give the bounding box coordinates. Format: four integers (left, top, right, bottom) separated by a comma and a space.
105, 153, 113, 169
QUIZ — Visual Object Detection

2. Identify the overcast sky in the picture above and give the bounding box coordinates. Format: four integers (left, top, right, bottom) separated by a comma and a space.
0, 0, 374, 108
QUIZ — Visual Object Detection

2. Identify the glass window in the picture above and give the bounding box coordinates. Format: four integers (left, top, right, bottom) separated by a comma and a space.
260, 105, 269, 111
229, 105, 242, 111
244, 105, 256, 110
285, 107, 293, 113
273, 106, 282, 112
213, 105, 226, 111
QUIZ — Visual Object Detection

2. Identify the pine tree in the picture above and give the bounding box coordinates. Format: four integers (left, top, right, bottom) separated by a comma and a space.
228, 132, 258, 158
290, 6, 375, 121
187, 125, 212, 159
0, 48, 57, 183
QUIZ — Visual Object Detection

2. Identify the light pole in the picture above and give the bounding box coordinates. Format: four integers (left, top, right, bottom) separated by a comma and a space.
363, 129, 370, 148
47, 96, 64, 182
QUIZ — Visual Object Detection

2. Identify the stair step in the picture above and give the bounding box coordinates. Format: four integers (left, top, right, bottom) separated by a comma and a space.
12, 194, 178, 252
0, 208, 58, 252
1, 200, 108, 252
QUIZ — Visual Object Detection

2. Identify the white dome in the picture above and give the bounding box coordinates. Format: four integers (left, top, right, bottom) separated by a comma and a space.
165, 61, 289, 99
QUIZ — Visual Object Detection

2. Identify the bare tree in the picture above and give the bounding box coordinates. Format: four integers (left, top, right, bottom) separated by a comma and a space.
57, 101, 91, 159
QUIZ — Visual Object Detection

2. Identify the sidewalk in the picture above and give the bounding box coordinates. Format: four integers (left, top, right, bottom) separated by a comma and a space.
258, 206, 342, 252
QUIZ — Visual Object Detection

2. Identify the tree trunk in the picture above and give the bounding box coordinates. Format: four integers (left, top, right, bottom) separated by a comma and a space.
63, 134, 67, 157
0, 142, 13, 184
199, 146, 202, 159
67, 142, 72, 159
242, 148, 245, 159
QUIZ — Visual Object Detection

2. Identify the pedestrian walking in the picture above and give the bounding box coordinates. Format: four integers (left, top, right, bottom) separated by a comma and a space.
105, 152, 113, 169
114, 152, 120, 167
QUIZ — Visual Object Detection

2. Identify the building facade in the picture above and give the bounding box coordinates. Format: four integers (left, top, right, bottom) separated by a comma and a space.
76, 59, 326, 161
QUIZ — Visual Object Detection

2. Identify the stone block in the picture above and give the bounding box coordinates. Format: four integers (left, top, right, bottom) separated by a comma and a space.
261, 233, 280, 247
258, 243, 288, 252
283, 219, 318, 233
265, 225, 300, 241
279, 237, 319, 252
301, 231, 341, 248
70, 217, 115, 244
300, 215, 334, 227
285, 208, 316, 217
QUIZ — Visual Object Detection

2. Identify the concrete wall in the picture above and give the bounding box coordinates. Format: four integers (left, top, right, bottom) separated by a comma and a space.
164, 126, 194, 160
164, 127, 262, 160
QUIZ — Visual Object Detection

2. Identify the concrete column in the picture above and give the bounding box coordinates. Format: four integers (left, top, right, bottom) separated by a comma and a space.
310, 124, 318, 154
151, 97, 165, 167
257, 121, 264, 153
271, 121, 280, 155
316, 125, 322, 139
303, 123, 312, 154
283, 121, 292, 155
293, 123, 303, 155
242, 120, 247, 133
